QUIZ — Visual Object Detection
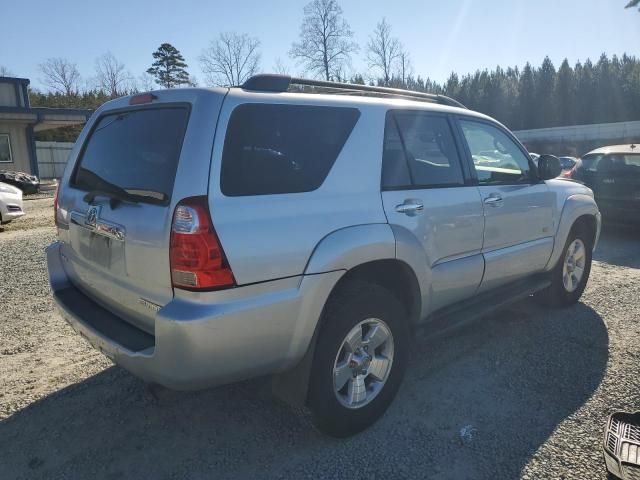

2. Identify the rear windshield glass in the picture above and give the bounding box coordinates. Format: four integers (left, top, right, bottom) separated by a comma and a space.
579, 153, 640, 174
220, 104, 360, 196
72, 107, 189, 204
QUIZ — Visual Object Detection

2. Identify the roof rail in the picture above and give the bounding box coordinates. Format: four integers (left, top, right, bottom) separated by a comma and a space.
241, 74, 467, 109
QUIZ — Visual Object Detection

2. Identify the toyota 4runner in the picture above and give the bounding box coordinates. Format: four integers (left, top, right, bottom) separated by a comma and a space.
47, 75, 601, 437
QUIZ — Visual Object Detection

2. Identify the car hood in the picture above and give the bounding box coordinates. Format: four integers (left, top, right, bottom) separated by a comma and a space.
0, 181, 22, 196
546, 178, 595, 198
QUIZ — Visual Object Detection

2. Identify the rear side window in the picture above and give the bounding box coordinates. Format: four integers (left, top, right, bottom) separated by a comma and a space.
580, 153, 640, 174
73, 107, 189, 204
382, 112, 464, 189
220, 104, 360, 196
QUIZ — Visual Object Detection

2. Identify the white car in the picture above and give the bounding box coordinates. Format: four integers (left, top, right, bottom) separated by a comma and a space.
0, 182, 25, 225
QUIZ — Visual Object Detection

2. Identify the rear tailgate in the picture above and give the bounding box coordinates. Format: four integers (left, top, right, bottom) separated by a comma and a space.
55, 89, 226, 334
578, 153, 640, 212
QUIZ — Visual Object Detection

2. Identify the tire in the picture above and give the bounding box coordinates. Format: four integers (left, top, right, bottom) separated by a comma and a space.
537, 224, 592, 307
307, 280, 409, 437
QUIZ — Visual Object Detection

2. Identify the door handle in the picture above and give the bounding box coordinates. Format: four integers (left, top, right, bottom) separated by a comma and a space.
483, 194, 503, 207
395, 200, 424, 215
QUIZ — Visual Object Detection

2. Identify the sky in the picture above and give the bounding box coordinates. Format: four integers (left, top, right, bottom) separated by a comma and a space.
1, 0, 639, 91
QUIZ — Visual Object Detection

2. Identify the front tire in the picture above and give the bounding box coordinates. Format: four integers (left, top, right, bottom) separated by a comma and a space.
307, 281, 409, 437
537, 225, 592, 307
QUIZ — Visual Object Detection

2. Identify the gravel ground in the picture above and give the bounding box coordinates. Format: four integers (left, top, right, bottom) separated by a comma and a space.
1, 198, 639, 479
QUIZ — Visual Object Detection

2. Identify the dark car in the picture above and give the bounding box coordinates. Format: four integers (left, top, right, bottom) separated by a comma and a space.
0, 170, 40, 195
559, 156, 577, 170
569, 144, 640, 223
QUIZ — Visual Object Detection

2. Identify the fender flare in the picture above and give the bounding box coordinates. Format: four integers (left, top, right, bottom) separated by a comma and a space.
546, 194, 601, 270
304, 223, 397, 274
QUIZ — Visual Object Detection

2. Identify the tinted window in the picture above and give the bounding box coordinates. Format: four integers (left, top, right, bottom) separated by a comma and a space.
73, 107, 189, 204
460, 120, 531, 184
579, 153, 640, 174
382, 112, 464, 189
221, 104, 360, 196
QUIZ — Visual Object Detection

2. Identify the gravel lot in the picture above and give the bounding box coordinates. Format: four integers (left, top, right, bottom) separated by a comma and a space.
1, 196, 639, 479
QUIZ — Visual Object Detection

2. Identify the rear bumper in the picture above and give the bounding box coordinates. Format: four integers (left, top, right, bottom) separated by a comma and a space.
46, 242, 342, 390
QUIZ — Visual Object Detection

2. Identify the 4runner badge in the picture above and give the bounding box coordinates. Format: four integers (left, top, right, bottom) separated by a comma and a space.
85, 206, 101, 228
139, 298, 162, 313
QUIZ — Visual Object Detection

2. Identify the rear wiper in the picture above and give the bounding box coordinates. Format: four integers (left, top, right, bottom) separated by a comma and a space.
83, 189, 140, 209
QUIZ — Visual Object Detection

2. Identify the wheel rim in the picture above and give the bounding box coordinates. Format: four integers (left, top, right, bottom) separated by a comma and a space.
562, 238, 586, 293
332, 318, 394, 409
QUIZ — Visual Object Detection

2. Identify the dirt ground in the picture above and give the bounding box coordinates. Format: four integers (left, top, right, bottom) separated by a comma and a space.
1, 195, 639, 479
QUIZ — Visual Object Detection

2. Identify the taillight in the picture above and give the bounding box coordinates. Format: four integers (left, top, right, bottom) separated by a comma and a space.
562, 168, 575, 179
169, 197, 235, 290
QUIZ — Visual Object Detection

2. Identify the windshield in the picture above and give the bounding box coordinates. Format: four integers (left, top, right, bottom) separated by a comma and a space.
72, 107, 189, 205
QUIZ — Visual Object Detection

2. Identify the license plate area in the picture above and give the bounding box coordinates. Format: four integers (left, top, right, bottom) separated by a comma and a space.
69, 211, 127, 275
82, 234, 111, 268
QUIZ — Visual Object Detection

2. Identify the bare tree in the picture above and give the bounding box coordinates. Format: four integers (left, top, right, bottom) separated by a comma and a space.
397, 49, 412, 87
137, 72, 155, 91
366, 18, 401, 85
95, 52, 132, 97
290, 0, 358, 81
39, 57, 81, 95
0, 66, 13, 77
273, 57, 290, 75
200, 32, 261, 86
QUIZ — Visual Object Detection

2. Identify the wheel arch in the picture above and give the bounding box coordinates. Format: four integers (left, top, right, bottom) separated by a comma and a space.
546, 194, 601, 270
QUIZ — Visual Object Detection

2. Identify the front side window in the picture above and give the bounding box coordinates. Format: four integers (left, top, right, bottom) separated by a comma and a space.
221, 104, 360, 196
460, 120, 531, 185
382, 112, 464, 189
0, 134, 12, 163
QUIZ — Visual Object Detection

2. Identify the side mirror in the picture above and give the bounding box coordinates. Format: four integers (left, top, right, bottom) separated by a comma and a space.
537, 154, 562, 180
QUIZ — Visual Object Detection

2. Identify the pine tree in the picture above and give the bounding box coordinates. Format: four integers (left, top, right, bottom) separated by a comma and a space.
535, 56, 557, 128
555, 59, 574, 126
146, 43, 190, 88
518, 63, 536, 129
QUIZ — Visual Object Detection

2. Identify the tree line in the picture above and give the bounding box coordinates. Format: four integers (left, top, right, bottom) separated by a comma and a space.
2, 0, 638, 142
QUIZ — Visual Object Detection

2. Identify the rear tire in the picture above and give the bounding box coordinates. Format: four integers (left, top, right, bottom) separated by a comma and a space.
536, 225, 592, 307
307, 281, 409, 437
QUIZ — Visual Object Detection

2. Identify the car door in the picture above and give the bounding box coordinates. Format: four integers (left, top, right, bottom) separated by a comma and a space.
457, 118, 555, 292
381, 111, 485, 314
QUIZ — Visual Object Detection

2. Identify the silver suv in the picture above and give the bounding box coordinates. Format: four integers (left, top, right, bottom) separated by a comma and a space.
47, 75, 601, 437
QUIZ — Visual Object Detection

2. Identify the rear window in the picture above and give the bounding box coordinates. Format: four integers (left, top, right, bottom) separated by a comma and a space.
220, 104, 360, 196
579, 153, 640, 174
72, 107, 190, 204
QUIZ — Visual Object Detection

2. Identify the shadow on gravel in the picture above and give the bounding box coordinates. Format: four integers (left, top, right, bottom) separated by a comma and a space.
594, 223, 640, 269
0, 300, 607, 480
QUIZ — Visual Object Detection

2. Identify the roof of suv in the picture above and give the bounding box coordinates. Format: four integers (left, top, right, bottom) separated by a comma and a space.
585, 144, 640, 155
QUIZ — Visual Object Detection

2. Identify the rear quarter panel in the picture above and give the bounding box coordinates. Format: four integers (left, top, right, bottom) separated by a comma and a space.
208, 92, 389, 285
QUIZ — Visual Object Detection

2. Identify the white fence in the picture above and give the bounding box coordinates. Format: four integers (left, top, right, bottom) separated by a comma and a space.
35, 141, 74, 179
514, 121, 640, 144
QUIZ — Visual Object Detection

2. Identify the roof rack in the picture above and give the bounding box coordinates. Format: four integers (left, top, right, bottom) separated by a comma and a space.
241, 74, 467, 109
